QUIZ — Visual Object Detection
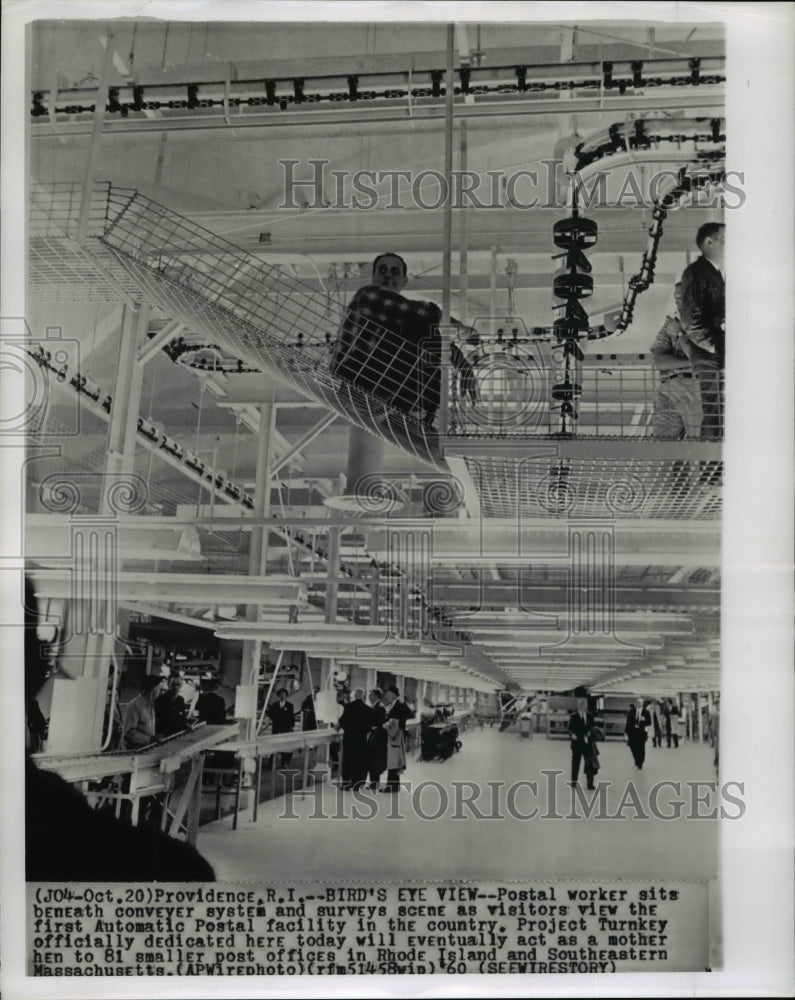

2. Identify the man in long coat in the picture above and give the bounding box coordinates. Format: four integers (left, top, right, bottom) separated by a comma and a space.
367, 688, 388, 790
337, 688, 373, 790
381, 685, 415, 792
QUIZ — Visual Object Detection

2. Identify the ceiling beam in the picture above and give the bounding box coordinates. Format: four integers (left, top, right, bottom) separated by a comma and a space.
185, 206, 718, 257
113, 42, 725, 89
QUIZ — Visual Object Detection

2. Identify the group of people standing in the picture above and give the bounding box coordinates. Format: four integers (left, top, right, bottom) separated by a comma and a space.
336, 685, 415, 793
119, 672, 228, 750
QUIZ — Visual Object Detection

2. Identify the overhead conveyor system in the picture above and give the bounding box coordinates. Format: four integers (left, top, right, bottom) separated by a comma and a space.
30, 51, 725, 137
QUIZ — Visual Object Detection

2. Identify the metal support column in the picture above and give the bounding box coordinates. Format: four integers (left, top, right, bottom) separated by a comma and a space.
489, 246, 498, 333
101, 304, 145, 499
252, 750, 263, 822
438, 23, 455, 440
459, 121, 469, 325
77, 33, 116, 242
121, 305, 150, 470
242, 400, 276, 741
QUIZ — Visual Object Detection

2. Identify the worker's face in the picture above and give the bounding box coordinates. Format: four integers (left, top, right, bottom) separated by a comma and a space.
383, 690, 396, 706
149, 681, 165, 702
169, 677, 181, 694
372, 255, 407, 293
704, 229, 725, 266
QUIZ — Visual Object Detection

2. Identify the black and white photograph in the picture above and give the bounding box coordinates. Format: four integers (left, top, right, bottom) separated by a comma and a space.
1, 2, 793, 997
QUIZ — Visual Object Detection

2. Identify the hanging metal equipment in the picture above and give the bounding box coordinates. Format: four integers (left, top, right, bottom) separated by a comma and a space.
550, 181, 597, 436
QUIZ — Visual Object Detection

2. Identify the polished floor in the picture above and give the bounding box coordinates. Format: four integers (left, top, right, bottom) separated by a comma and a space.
198, 726, 719, 883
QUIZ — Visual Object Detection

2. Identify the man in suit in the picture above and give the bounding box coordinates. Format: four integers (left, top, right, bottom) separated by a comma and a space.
680, 222, 725, 440
155, 672, 190, 737
625, 698, 652, 769
381, 684, 415, 792
266, 687, 296, 767
196, 676, 228, 725
568, 698, 598, 790
367, 688, 388, 790
336, 688, 373, 790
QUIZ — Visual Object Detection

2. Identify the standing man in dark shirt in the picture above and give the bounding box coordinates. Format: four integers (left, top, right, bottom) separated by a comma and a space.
680, 222, 725, 439
155, 672, 190, 737
266, 687, 296, 766
196, 676, 228, 725
267, 687, 296, 734
301, 687, 319, 730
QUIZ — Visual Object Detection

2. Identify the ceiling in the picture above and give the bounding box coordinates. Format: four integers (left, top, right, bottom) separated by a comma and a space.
26, 17, 724, 697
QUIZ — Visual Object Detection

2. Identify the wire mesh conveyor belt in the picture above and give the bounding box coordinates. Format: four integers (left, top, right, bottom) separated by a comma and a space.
30, 183, 447, 468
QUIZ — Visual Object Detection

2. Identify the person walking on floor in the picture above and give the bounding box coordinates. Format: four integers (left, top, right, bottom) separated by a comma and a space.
650, 700, 663, 749
624, 698, 651, 770
665, 698, 681, 749
568, 697, 600, 790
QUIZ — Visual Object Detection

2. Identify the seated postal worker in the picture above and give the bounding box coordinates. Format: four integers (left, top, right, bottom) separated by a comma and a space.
331, 253, 476, 426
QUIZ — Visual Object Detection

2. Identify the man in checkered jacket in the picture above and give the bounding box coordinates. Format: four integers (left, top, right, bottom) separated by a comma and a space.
331, 253, 474, 426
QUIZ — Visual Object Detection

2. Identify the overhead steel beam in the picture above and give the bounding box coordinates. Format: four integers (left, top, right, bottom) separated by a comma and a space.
427, 581, 719, 609
451, 438, 724, 461
29, 570, 307, 606
185, 206, 719, 258
136, 319, 185, 366
238, 271, 682, 294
